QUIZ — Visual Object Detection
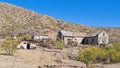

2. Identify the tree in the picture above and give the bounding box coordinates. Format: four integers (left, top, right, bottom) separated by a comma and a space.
1, 39, 18, 55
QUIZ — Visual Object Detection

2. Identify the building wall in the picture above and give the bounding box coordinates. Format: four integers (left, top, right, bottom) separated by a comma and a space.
98, 31, 109, 44
83, 31, 109, 45
83, 36, 98, 45
73, 37, 84, 44
64, 36, 84, 45
57, 31, 109, 45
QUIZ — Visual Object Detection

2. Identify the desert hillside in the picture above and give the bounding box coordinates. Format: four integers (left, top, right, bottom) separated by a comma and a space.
0, 2, 120, 42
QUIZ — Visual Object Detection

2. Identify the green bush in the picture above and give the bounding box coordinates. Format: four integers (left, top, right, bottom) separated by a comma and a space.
55, 39, 64, 49
108, 49, 120, 63
23, 34, 32, 40
111, 42, 120, 51
106, 42, 120, 63
17, 36, 23, 42
17, 34, 32, 42
77, 47, 94, 66
51, 39, 64, 49
1, 39, 18, 55
95, 47, 108, 62
77, 46, 108, 65
77, 43, 120, 66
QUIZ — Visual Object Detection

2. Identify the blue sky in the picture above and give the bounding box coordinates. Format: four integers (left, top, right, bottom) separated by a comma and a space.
0, 0, 120, 27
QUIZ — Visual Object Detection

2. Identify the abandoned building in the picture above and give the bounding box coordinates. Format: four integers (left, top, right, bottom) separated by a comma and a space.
57, 30, 87, 45
57, 30, 109, 45
83, 31, 109, 45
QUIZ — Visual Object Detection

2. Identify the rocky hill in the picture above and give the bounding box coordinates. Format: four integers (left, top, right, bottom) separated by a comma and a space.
0, 2, 120, 42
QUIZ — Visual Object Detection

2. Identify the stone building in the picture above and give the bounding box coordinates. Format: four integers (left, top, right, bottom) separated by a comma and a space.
57, 30, 109, 45
83, 31, 109, 45
57, 30, 87, 45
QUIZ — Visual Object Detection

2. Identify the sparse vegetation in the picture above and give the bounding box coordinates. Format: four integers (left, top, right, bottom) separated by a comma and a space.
77, 46, 108, 66
50, 39, 64, 49
17, 36, 23, 42
0, 2, 120, 43
23, 34, 32, 40
0, 2, 120, 68
77, 43, 120, 67
55, 39, 64, 49
1, 39, 18, 55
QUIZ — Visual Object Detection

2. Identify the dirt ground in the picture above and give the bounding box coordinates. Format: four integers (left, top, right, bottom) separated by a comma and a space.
0, 47, 86, 68
0, 46, 120, 68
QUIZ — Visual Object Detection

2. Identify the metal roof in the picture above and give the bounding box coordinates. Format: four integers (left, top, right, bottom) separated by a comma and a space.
60, 30, 87, 37
92, 32, 101, 36
60, 30, 73, 36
